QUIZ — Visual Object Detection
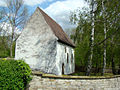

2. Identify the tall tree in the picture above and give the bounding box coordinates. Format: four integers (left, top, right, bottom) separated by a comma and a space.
101, 0, 107, 76
70, 0, 120, 76
2, 0, 28, 57
70, 7, 91, 73
86, 0, 95, 76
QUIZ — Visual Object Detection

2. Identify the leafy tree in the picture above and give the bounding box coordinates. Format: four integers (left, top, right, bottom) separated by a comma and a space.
70, 0, 120, 76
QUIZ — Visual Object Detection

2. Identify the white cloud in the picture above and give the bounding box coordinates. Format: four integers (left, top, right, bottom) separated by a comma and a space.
48, 0, 54, 2
24, 0, 46, 6
0, 0, 6, 7
24, 0, 55, 6
44, 0, 87, 29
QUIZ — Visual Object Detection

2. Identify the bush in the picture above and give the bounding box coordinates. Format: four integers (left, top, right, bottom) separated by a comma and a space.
0, 60, 32, 90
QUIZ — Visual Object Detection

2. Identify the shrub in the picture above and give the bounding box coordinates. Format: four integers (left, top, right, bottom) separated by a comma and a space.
0, 60, 32, 90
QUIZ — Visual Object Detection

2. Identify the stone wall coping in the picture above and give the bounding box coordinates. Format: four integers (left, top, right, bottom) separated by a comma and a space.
0, 58, 14, 60
32, 71, 120, 80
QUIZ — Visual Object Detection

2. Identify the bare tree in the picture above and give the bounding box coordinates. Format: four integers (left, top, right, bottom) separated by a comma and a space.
2, 0, 28, 57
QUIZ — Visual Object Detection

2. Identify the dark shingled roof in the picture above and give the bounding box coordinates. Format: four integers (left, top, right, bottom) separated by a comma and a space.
38, 7, 75, 47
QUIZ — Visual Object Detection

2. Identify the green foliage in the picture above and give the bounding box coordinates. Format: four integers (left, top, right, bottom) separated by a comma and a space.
70, 0, 120, 75
0, 46, 10, 58
75, 37, 90, 67
0, 37, 10, 58
0, 60, 32, 89
0, 37, 16, 58
12, 41, 16, 58
70, 8, 91, 69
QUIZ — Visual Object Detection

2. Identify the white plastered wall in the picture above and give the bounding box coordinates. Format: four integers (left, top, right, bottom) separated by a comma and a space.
56, 42, 75, 75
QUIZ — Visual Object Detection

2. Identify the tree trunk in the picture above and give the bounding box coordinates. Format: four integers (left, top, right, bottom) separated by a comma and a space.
10, 25, 15, 57
86, 0, 95, 76
1, 36, 8, 52
110, 37, 116, 75
102, 26, 106, 76
101, 0, 107, 76
112, 55, 116, 75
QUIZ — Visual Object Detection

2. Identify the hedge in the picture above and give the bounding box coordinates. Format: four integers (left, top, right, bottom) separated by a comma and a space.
0, 60, 32, 90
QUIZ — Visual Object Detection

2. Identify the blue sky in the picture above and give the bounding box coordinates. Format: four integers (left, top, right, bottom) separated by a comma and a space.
27, 0, 65, 13
40, 0, 66, 9
0, 0, 87, 30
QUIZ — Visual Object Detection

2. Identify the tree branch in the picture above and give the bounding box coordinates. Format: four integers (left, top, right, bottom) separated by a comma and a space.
93, 26, 120, 46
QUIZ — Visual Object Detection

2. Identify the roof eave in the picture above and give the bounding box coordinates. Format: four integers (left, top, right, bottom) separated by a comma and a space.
57, 40, 75, 48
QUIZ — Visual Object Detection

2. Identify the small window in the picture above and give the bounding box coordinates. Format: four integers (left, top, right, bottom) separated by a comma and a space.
62, 63, 64, 74
67, 53, 69, 63
71, 54, 73, 63
65, 47, 66, 53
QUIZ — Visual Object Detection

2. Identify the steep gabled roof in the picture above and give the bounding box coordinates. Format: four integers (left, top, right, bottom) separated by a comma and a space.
38, 7, 75, 47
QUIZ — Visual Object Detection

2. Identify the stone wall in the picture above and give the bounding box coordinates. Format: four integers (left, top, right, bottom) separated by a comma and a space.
28, 74, 120, 90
